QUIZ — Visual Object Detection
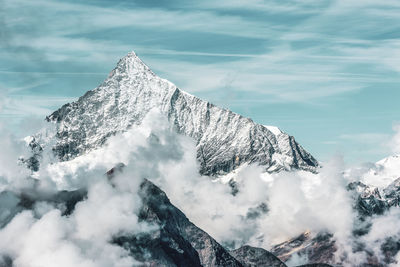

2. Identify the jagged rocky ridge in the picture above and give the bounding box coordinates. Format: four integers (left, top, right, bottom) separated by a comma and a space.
33, 51, 317, 175
230, 245, 286, 267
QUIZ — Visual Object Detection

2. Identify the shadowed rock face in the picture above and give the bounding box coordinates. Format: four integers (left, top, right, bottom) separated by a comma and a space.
383, 177, 400, 207
348, 181, 389, 217
0, 187, 87, 230
127, 178, 243, 267
295, 264, 333, 267
230, 245, 286, 267
104, 164, 242, 266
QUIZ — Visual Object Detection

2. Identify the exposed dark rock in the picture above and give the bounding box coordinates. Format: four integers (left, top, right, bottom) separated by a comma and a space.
380, 237, 400, 265
228, 179, 239, 196
0, 255, 12, 267
20, 137, 43, 171
19, 188, 87, 216
383, 177, 400, 207
348, 181, 388, 217
230, 245, 286, 267
295, 264, 333, 267
134, 179, 243, 267
245, 202, 269, 220
0, 191, 22, 229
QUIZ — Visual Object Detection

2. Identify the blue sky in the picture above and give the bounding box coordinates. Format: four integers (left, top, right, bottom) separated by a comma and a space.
1, 0, 399, 164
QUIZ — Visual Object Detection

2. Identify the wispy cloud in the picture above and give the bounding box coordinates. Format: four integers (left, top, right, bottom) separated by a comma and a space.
2, 0, 400, 101
0, 95, 77, 118
339, 133, 391, 143
3, 0, 276, 39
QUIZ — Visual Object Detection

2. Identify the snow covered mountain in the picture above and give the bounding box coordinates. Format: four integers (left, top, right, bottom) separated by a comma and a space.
35, 51, 317, 175
360, 154, 400, 189
345, 155, 400, 216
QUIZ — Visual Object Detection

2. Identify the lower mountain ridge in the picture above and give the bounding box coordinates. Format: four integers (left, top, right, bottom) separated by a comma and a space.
0, 165, 331, 267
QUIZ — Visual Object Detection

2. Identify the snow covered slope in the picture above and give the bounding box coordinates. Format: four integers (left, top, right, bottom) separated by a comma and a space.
39, 51, 317, 175
360, 155, 400, 188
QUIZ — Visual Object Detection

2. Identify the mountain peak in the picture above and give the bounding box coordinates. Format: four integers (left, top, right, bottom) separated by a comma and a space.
126, 50, 138, 57
37, 51, 318, 174
109, 51, 155, 80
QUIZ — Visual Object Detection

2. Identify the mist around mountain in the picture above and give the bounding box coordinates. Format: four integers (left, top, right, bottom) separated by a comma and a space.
0, 52, 400, 267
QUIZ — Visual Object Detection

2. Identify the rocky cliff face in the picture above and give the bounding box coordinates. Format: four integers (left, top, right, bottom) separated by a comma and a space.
132, 178, 243, 267
348, 178, 400, 218
36, 51, 317, 175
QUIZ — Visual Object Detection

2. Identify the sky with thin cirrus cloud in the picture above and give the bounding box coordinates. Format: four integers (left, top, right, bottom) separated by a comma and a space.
0, 0, 399, 164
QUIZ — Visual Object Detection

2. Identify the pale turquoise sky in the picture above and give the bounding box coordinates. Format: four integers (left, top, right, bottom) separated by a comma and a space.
1, 0, 399, 163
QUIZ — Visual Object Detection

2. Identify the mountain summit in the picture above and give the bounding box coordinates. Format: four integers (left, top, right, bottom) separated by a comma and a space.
42, 51, 317, 175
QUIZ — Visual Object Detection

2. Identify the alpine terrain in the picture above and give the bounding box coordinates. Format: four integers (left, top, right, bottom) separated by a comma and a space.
30, 51, 318, 175
6, 51, 400, 267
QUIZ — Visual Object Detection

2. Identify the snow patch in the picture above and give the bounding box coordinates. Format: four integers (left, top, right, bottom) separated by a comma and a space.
264, 125, 282, 136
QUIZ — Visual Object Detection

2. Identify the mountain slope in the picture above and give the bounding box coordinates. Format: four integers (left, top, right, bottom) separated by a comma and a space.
134, 178, 243, 266
37, 51, 317, 175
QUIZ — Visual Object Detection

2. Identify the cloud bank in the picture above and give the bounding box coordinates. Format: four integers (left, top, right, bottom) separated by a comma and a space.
1, 110, 400, 266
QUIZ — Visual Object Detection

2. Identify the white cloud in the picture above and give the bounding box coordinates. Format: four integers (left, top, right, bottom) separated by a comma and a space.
1, 109, 400, 266
0, 95, 77, 118
0, 132, 151, 267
